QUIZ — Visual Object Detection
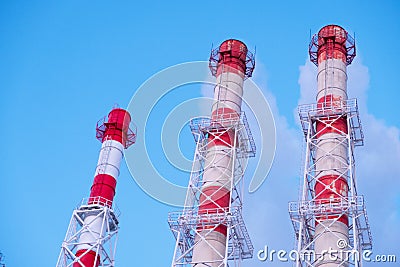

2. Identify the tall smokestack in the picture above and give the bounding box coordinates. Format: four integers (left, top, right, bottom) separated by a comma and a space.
192, 39, 249, 266
313, 25, 351, 267
57, 107, 136, 267
169, 39, 256, 267
289, 25, 372, 267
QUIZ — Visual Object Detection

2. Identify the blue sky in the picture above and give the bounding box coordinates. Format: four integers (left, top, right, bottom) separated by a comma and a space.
1, 0, 399, 266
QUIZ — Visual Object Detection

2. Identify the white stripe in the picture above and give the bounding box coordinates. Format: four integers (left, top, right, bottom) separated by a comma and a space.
317, 58, 348, 101
94, 140, 124, 178
212, 72, 244, 115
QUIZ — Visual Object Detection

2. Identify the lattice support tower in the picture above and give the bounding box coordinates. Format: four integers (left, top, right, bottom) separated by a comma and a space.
289, 25, 372, 267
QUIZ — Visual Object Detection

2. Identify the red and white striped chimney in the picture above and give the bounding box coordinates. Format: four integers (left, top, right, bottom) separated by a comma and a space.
312, 25, 353, 267
191, 39, 251, 267
74, 108, 134, 267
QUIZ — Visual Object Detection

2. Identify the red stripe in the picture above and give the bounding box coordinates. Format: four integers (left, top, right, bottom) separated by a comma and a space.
316, 117, 347, 137
89, 174, 117, 206
74, 249, 100, 267
317, 95, 345, 110
216, 39, 247, 76
207, 131, 234, 147
102, 108, 131, 146
197, 186, 230, 236
208, 108, 239, 147
317, 25, 348, 64
316, 95, 348, 137
314, 175, 348, 225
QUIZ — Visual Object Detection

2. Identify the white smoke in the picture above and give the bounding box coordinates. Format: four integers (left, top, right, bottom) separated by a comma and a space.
346, 58, 400, 255
242, 61, 303, 266
298, 60, 317, 105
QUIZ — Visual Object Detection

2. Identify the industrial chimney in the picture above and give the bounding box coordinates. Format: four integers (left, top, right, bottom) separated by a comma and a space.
289, 25, 372, 267
57, 107, 136, 267
169, 39, 256, 267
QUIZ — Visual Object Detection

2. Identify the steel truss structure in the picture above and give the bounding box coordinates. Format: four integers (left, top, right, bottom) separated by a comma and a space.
289, 99, 372, 267
56, 196, 120, 267
169, 111, 255, 267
